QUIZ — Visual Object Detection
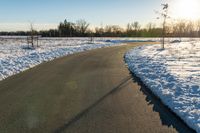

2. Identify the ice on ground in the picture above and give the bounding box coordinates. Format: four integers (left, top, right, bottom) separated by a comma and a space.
125, 41, 200, 132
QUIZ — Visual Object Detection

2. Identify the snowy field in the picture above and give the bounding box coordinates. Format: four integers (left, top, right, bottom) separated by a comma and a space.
125, 40, 200, 132
1, 36, 200, 131
0, 37, 158, 81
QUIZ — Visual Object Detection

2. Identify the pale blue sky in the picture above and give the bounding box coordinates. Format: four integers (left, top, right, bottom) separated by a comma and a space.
0, 0, 163, 31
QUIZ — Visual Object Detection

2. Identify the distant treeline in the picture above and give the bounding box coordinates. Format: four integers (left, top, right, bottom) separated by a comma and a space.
1, 19, 200, 37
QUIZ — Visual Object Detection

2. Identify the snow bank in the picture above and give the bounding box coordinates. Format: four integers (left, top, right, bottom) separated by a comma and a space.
125, 41, 200, 132
0, 37, 158, 81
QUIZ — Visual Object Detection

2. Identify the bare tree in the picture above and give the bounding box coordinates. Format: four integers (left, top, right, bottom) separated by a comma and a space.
126, 23, 133, 36
146, 23, 156, 33
104, 25, 123, 36
156, 3, 169, 49
27, 22, 39, 48
95, 27, 104, 36
126, 22, 140, 36
28, 23, 35, 47
132, 21, 141, 36
161, 3, 169, 49
111, 25, 124, 34
132, 21, 141, 31
76, 19, 90, 36
196, 20, 200, 37
186, 21, 195, 37
126, 23, 132, 32
176, 20, 186, 39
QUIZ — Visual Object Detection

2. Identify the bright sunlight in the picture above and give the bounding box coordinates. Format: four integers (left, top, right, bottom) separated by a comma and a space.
171, 0, 200, 20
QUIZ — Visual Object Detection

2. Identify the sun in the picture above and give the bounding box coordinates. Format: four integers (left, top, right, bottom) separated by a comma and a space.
171, 0, 200, 20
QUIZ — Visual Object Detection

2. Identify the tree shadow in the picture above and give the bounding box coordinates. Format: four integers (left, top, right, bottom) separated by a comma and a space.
130, 72, 196, 133
54, 72, 195, 133
54, 76, 132, 133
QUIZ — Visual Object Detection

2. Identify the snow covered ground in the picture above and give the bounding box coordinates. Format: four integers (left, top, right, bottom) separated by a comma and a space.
1, 36, 200, 131
125, 40, 200, 132
0, 37, 158, 81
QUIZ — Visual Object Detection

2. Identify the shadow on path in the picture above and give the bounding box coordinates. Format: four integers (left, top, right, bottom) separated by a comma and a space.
54, 72, 195, 133
130, 72, 195, 133
54, 76, 132, 133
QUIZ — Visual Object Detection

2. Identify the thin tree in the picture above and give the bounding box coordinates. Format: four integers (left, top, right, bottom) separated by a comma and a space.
156, 3, 169, 49
132, 21, 141, 36
161, 3, 169, 49
27, 23, 36, 48
28, 22, 39, 48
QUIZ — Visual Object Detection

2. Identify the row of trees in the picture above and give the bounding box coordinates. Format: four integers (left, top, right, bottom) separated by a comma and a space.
1, 19, 200, 37
58, 19, 90, 37
165, 20, 200, 37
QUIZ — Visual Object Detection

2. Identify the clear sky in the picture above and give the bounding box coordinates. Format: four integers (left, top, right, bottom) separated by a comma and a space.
0, 0, 165, 31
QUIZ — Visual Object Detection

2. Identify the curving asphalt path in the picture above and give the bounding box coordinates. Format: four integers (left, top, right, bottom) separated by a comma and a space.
0, 42, 195, 133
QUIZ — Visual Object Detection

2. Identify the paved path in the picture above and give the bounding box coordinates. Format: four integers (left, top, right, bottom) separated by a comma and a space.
0, 42, 194, 133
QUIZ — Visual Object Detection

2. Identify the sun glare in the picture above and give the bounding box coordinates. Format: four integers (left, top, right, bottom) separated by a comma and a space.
171, 0, 200, 20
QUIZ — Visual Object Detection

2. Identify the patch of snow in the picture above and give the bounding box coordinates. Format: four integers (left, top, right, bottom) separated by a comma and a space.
125, 41, 200, 132
0, 37, 158, 81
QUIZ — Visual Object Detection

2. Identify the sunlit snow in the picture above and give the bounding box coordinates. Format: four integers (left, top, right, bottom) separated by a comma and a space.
125, 40, 200, 132
0, 37, 155, 81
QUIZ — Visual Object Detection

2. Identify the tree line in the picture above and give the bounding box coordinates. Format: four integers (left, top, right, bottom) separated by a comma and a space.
1, 19, 200, 37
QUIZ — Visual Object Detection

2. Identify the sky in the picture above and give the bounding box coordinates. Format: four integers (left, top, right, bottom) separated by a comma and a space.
0, 0, 168, 31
